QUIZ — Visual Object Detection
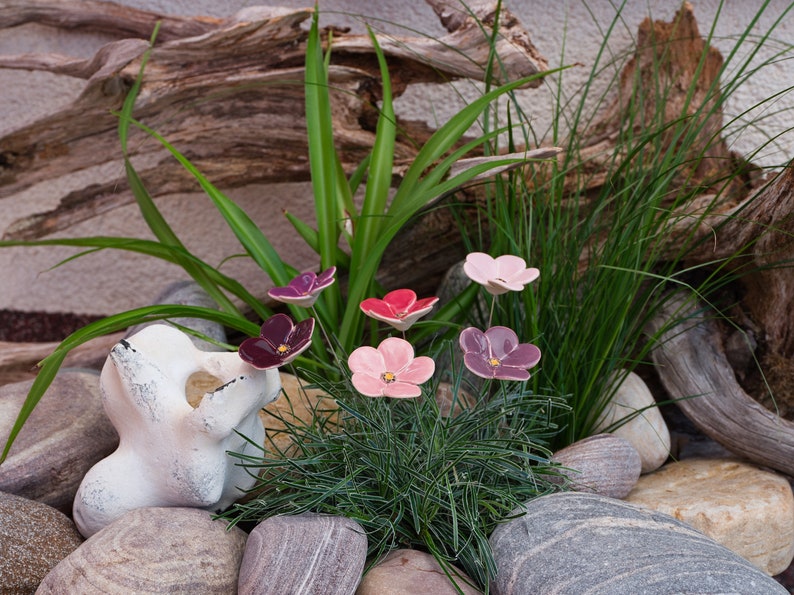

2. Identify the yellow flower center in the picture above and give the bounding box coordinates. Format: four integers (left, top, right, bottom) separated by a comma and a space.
395, 311, 407, 318
488, 357, 501, 367
381, 371, 396, 383
277, 344, 290, 355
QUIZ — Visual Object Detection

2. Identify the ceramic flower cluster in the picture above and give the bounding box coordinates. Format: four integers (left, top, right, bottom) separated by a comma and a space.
239, 252, 542, 398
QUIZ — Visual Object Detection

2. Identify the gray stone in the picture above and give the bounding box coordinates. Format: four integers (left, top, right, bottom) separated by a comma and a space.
0, 491, 83, 595
37, 507, 246, 594
593, 370, 671, 473
489, 492, 787, 595
126, 280, 227, 350
238, 513, 366, 595
0, 370, 117, 513
551, 433, 641, 498
356, 549, 482, 595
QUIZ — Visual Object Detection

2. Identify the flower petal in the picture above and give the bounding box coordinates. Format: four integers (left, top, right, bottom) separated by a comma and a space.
377, 337, 415, 372
351, 372, 387, 397
259, 313, 295, 344
462, 352, 496, 379
348, 345, 385, 376
463, 252, 497, 285
396, 355, 435, 384
459, 327, 490, 357
492, 366, 531, 381
315, 266, 337, 288
501, 343, 541, 369
360, 298, 397, 319
289, 272, 318, 293
383, 381, 422, 398
382, 289, 417, 312
238, 337, 282, 369
483, 326, 520, 360
495, 254, 529, 278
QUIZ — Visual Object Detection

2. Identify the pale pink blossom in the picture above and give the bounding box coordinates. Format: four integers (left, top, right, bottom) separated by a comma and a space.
348, 337, 435, 398
463, 252, 539, 295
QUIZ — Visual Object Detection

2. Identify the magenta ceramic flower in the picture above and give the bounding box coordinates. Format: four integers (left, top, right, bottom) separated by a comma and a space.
268, 267, 336, 307
348, 337, 435, 398
238, 314, 315, 369
459, 326, 541, 381
463, 252, 539, 295
359, 289, 439, 332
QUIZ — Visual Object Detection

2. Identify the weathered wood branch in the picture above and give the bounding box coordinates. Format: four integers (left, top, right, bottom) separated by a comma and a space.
0, 0, 220, 41
0, 1, 547, 241
649, 292, 794, 477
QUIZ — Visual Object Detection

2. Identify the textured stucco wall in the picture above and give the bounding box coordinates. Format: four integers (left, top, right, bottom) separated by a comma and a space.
1, 1, 792, 315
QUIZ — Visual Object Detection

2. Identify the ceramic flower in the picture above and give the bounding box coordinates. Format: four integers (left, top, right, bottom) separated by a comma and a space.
359, 289, 439, 332
459, 326, 541, 381
238, 314, 315, 369
348, 337, 435, 398
268, 267, 336, 308
463, 252, 539, 295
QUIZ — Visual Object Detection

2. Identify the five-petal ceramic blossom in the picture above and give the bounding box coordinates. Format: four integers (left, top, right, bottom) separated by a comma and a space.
459, 326, 541, 381
239, 314, 315, 369
463, 252, 539, 296
348, 337, 435, 398
268, 267, 336, 308
359, 289, 439, 332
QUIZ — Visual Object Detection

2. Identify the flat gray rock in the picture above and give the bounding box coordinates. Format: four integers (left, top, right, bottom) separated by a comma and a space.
0, 370, 117, 513
490, 492, 787, 594
238, 513, 366, 595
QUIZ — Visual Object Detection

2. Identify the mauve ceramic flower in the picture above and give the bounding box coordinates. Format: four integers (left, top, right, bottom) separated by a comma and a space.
348, 337, 435, 398
239, 314, 315, 369
268, 267, 336, 307
463, 252, 539, 295
359, 289, 439, 332
459, 326, 541, 381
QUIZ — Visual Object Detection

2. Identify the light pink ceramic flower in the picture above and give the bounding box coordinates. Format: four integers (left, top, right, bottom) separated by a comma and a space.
268, 267, 336, 308
463, 253, 539, 295
459, 326, 541, 381
348, 337, 435, 398
359, 289, 439, 332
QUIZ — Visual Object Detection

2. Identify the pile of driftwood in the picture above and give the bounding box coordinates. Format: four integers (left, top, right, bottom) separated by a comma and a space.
2, 2, 794, 474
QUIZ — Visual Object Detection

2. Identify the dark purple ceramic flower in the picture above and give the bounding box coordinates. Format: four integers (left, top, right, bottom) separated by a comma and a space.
459, 326, 541, 381
239, 314, 315, 369
268, 267, 336, 308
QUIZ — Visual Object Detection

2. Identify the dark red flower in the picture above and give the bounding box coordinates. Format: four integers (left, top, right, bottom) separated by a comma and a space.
238, 314, 315, 369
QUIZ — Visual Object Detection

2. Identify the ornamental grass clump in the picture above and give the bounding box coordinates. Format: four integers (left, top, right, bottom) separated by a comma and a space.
222, 263, 561, 591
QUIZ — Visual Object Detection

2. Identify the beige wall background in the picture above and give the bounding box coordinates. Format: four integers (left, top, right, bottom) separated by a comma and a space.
1, 0, 792, 316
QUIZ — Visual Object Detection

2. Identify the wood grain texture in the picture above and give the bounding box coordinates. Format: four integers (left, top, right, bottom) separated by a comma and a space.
649, 292, 794, 477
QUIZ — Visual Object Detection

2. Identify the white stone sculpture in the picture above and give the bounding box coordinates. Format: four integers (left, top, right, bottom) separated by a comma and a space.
73, 324, 281, 537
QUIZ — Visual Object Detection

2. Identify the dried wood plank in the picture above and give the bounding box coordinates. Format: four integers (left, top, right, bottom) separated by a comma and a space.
0, 0, 220, 41
0, 332, 123, 385
649, 292, 794, 477
0, 1, 547, 241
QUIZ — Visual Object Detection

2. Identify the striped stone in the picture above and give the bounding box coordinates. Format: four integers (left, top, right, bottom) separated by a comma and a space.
490, 492, 786, 594
238, 513, 367, 595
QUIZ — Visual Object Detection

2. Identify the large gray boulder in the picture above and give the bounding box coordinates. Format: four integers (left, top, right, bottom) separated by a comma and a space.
490, 492, 787, 594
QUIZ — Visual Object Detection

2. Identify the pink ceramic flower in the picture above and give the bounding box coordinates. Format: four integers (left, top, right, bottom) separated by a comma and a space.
268, 267, 336, 308
348, 337, 435, 398
239, 314, 315, 369
359, 289, 439, 332
459, 326, 541, 381
463, 253, 539, 295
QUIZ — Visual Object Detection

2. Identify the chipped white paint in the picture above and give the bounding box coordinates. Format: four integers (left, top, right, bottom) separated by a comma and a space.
73, 324, 280, 537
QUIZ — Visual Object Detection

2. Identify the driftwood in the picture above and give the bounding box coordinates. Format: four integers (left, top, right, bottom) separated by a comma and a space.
0, 332, 123, 385
649, 292, 794, 477
0, 0, 546, 240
